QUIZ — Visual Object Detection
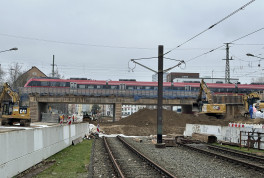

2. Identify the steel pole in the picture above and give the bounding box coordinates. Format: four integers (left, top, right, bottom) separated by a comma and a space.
157, 45, 163, 144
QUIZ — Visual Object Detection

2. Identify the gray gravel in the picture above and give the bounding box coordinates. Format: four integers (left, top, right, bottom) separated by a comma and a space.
124, 137, 264, 178
107, 137, 165, 178
89, 138, 116, 178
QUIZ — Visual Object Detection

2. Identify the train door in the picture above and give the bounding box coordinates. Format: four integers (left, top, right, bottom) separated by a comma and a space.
70, 82, 77, 94
184, 85, 192, 98
119, 83, 126, 96
120, 83, 126, 90
70, 82, 77, 89
185, 85, 191, 91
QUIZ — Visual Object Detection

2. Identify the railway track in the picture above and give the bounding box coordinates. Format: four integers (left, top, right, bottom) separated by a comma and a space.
103, 136, 176, 178
179, 143, 264, 172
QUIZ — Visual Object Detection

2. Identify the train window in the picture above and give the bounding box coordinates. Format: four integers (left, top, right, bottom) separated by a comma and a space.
41, 81, 49, 86
154, 87, 158, 90
145, 86, 151, 90
111, 85, 118, 89
127, 86, 134, 90
28, 81, 40, 86
87, 85, 94, 89
27, 81, 33, 86
79, 85, 85, 89
66, 82, 70, 87
50, 82, 59, 87
96, 85, 101, 89
59, 82, 66, 87
163, 86, 170, 90
136, 86, 141, 89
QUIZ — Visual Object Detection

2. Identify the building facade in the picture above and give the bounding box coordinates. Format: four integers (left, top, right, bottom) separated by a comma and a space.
167, 72, 200, 82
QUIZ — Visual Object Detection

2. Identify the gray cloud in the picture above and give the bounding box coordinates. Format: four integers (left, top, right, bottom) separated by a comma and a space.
0, 0, 263, 83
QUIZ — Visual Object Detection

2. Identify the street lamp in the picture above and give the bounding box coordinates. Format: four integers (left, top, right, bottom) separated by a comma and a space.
0, 47, 18, 80
246, 53, 264, 59
0, 47, 18, 53
246, 53, 264, 67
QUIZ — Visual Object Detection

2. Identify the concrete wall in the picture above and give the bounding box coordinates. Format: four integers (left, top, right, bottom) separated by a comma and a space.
0, 123, 90, 178
41, 113, 60, 123
184, 124, 264, 149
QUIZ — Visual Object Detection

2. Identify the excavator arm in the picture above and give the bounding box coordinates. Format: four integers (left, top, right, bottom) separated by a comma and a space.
197, 79, 213, 104
0, 83, 20, 103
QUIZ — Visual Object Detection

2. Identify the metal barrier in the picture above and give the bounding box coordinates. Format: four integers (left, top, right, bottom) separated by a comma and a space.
240, 131, 264, 150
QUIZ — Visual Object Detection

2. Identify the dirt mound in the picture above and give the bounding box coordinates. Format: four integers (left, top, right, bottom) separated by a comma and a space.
117, 108, 242, 127
100, 109, 264, 136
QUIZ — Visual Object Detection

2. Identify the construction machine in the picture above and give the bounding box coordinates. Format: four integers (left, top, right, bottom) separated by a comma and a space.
243, 92, 264, 116
193, 79, 226, 118
0, 83, 30, 126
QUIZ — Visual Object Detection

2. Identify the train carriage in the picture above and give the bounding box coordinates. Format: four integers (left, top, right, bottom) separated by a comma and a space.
24, 77, 264, 94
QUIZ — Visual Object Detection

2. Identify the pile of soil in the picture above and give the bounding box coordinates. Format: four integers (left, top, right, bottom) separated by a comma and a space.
99, 108, 264, 136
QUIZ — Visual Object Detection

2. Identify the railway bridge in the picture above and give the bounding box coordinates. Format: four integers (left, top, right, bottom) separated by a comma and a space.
19, 87, 244, 122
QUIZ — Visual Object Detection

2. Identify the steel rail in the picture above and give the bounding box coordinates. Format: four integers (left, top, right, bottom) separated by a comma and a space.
207, 144, 264, 163
117, 136, 176, 178
88, 138, 96, 178
103, 137, 125, 178
179, 143, 264, 172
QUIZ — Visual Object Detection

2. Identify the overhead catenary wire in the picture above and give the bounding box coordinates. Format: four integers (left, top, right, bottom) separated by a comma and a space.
163, 0, 256, 56
186, 27, 264, 62
229, 27, 264, 43
233, 43, 264, 46
0, 32, 232, 52
0, 33, 159, 50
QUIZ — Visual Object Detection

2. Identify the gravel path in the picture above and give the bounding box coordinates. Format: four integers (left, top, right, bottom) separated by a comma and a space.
124, 137, 264, 178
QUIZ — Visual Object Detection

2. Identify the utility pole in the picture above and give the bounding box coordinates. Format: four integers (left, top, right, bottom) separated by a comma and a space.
130, 45, 184, 148
223, 43, 233, 83
157, 45, 164, 147
51, 55, 55, 77
212, 70, 214, 83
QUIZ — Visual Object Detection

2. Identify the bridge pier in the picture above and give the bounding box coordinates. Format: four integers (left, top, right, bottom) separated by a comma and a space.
226, 105, 242, 118
181, 105, 193, 114
30, 100, 48, 122
113, 103, 122, 122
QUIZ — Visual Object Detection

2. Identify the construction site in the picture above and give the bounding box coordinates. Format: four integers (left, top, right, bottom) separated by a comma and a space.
1, 74, 264, 177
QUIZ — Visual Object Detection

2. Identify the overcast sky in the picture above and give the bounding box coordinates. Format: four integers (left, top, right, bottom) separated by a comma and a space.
0, 0, 263, 84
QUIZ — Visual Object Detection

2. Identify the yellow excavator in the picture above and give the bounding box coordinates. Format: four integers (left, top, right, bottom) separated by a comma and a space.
243, 92, 264, 116
193, 79, 226, 118
0, 82, 31, 126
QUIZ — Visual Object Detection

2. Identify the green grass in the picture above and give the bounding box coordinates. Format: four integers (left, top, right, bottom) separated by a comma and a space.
213, 143, 264, 154
36, 139, 93, 178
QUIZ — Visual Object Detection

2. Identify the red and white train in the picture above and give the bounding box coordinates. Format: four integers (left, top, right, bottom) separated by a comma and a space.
24, 77, 264, 94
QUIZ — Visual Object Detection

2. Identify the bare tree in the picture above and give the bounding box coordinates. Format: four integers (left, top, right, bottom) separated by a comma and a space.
49, 67, 63, 78
7, 62, 24, 89
0, 64, 5, 85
